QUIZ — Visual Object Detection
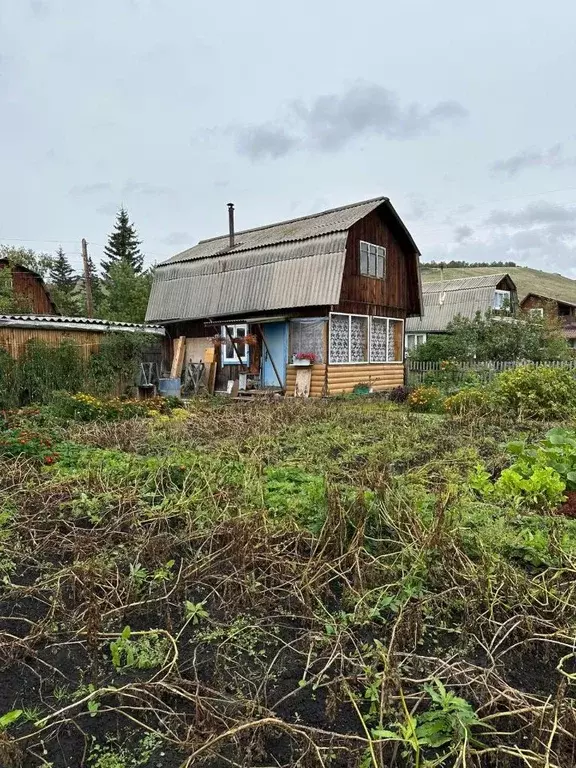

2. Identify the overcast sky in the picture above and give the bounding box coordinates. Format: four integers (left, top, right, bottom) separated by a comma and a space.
1, 0, 576, 277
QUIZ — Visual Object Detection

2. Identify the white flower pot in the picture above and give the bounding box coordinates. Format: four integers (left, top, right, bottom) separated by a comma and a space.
293, 357, 312, 366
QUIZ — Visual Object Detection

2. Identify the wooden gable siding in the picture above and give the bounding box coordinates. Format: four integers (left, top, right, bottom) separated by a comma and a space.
336, 208, 417, 318
0, 262, 56, 315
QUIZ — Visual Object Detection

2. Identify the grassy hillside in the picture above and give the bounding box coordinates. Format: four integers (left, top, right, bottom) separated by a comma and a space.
421, 264, 576, 304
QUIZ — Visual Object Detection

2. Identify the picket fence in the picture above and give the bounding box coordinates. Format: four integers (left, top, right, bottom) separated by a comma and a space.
406, 358, 576, 387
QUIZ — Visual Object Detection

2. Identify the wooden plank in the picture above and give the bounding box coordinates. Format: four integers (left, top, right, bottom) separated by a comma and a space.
294, 368, 312, 397
170, 336, 186, 378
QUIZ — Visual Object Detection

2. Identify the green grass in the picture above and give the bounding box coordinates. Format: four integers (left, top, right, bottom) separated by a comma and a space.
421, 263, 576, 304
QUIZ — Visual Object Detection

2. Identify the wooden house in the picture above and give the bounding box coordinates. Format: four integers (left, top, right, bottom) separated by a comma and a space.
405, 273, 518, 353
146, 197, 423, 396
0, 259, 58, 315
0, 260, 163, 359
521, 293, 576, 349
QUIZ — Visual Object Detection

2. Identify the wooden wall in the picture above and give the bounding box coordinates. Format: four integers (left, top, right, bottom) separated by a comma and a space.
337, 208, 419, 318
286, 364, 327, 397
1, 261, 57, 315
0, 327, 103, 360
286, 362, 404, 397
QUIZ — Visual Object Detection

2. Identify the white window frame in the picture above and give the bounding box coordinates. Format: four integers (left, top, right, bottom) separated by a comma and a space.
405, 333, 427, 353
494, 290, 511, 311
359, 241, 386, 279
221, 323, 249, 365
529, 307, 544, 318
329, 313, 404, 364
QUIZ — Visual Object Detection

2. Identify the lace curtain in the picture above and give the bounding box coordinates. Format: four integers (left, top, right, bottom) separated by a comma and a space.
289, 318, 326, 363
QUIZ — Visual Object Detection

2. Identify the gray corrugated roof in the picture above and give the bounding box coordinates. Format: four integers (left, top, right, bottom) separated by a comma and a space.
0, 314, 164, 334
163, 197, 388, 265
148, 197, 421, 323
407, 274, 516, 333
422, 273, 509, 293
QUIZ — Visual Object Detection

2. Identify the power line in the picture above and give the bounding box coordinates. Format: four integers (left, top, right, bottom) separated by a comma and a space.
2, 181, 576, 255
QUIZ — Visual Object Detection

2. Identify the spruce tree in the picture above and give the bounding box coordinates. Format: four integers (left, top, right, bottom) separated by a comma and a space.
101, 207, 143, 277
48, 247, 81, 316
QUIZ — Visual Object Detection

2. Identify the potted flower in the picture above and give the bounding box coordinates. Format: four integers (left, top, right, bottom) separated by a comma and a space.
293, 352, 316, 366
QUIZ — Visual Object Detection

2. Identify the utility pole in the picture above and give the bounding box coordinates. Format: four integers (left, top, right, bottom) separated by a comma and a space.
81, 238, 94, 318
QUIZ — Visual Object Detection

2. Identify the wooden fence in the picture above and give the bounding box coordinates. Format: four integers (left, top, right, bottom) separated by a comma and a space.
406, 359, 576, 387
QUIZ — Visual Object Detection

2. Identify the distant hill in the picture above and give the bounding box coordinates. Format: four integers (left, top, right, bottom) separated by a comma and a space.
420, 264, 576, 306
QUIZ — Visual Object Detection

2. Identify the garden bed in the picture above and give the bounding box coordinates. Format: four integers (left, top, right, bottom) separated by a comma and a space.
0, 397, 574, 767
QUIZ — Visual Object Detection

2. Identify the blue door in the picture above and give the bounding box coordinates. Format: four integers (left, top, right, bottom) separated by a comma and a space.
261, 322, 288, 387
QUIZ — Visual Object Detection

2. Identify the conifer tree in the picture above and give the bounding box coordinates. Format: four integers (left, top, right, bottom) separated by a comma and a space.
48, 247, 81, 316
101, 207, 143, 277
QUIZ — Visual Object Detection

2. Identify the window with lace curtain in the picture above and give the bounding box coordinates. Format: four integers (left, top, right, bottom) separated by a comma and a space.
329, 313, 404, 364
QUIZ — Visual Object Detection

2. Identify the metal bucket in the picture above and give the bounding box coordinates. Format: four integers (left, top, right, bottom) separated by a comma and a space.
158, 378, 181, 398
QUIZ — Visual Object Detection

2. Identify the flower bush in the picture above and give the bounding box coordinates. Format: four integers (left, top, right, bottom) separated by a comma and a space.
407, 386, 443, 413
388, 385, 413, 404
0, 427, 58, 464
50, 392, 186, 422
294, 352, 317, 363
494, 365, 576, 420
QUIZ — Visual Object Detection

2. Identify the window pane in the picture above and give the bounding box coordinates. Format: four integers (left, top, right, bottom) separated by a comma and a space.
370, 317, 388, 362
376, 254, 384, 279
360, 251, 368, 275
406, 334, 415, 351
290, 318, 326, 363
235, 326, 246, 358
330, 314, 350, 363
368, 251, 376, 276
360, 242, 369, 254
350, 316, 368, 362
369, 244, 377, 256
387, 320, 402, 361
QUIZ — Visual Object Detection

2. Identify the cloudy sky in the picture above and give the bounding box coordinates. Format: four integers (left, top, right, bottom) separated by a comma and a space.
1, 0, 576, 276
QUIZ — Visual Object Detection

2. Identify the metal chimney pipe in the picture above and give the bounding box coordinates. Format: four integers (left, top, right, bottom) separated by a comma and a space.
227, 203, 235, 248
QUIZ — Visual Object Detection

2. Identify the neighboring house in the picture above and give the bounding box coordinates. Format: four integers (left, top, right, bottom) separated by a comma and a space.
521, 293, 576, 348
0, 262, 163, 359
0, 259, 59, 315
405, 273, 518, 352
146, 197, 423, 395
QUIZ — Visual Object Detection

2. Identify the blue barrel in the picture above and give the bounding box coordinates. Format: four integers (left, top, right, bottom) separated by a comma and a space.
158, 378, 181, 398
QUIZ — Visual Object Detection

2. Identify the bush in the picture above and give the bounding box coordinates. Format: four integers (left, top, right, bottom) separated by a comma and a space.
388, 385, 413, 404
444, 387, 494, 418
0, 427, 58, 464
407, 386, 443, 413
50, 392, 182, 422
494, 365, 576, 420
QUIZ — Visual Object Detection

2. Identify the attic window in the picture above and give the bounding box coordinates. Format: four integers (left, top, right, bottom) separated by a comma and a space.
493, 290, 511, 311
359, 241, 386, 279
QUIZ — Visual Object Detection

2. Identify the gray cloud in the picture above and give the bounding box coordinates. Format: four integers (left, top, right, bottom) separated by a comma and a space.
405, 195, 431, 221
69, 182, 113, 197
236, 126, 299, 161
235, 82, 468, 160
29, 0, 48, 16
122, 180, 175, 197
161, 231, 192, 246
491, 143, 576, 177
454, 224, 474, 243
96, 202, 120, 217
430, 200, 576, 277
486, 200, 576, 228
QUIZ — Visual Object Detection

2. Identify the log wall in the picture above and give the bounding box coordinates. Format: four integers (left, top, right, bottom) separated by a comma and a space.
286, 363, 404, 397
